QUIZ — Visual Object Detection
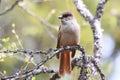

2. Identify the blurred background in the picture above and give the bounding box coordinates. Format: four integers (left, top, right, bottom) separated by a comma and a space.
0, 0, 120, 80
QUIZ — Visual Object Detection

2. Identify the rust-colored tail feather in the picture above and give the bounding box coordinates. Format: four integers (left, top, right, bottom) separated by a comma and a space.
59, 50, 71, 76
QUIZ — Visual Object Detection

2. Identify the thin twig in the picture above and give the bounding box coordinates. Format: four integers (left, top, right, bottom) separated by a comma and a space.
3, 67, 56, 80
91, 58, 105, 80
0, 45, 85, 79
0, 0, 22, 16
18, 3, 58, 40
95, 0, 108, 20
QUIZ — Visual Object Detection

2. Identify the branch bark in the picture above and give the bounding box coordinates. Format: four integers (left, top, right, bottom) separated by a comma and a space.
0, 45, 105, 80
74, 0, 108, 80
0, 46, 85, 80
74, 0, 108, 62
0, 0, 22, 16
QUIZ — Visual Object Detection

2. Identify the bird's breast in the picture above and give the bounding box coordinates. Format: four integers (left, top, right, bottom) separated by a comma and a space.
60, 23, 80, 47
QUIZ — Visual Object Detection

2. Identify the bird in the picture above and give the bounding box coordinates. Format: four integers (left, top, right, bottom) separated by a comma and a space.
56, 11, 80, 76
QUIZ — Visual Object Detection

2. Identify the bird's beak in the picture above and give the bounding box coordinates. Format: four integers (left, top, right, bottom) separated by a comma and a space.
58, 16, 62, 19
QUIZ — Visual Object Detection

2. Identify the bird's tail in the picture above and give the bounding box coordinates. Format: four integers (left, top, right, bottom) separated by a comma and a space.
59, 50, 71, 76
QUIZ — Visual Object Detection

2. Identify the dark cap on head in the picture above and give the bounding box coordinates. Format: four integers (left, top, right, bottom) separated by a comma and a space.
58, 11, 73, 19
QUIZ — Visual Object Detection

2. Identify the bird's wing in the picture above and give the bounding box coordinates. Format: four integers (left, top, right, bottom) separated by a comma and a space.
56, 26, 61, 59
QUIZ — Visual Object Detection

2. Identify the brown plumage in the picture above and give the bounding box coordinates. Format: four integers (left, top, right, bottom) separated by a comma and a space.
57, 11, 80, 76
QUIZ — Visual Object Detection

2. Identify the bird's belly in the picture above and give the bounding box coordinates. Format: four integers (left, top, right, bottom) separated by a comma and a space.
60, 33, 79, 47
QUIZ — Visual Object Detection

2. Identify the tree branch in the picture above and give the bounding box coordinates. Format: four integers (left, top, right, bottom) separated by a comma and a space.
74, 0, 108, 62
91, 58, 105, 80
18, 3, 58, 40
74, 0, 94, 24
0, 45, 105, 80
74, 0, 108, 80
0, 0, 22, 16
2, 67, 56, 80
0, 45, 85, 79
95, 0, 108, 20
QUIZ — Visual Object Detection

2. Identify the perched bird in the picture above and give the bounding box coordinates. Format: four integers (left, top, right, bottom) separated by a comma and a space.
56, 11, 80, 76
